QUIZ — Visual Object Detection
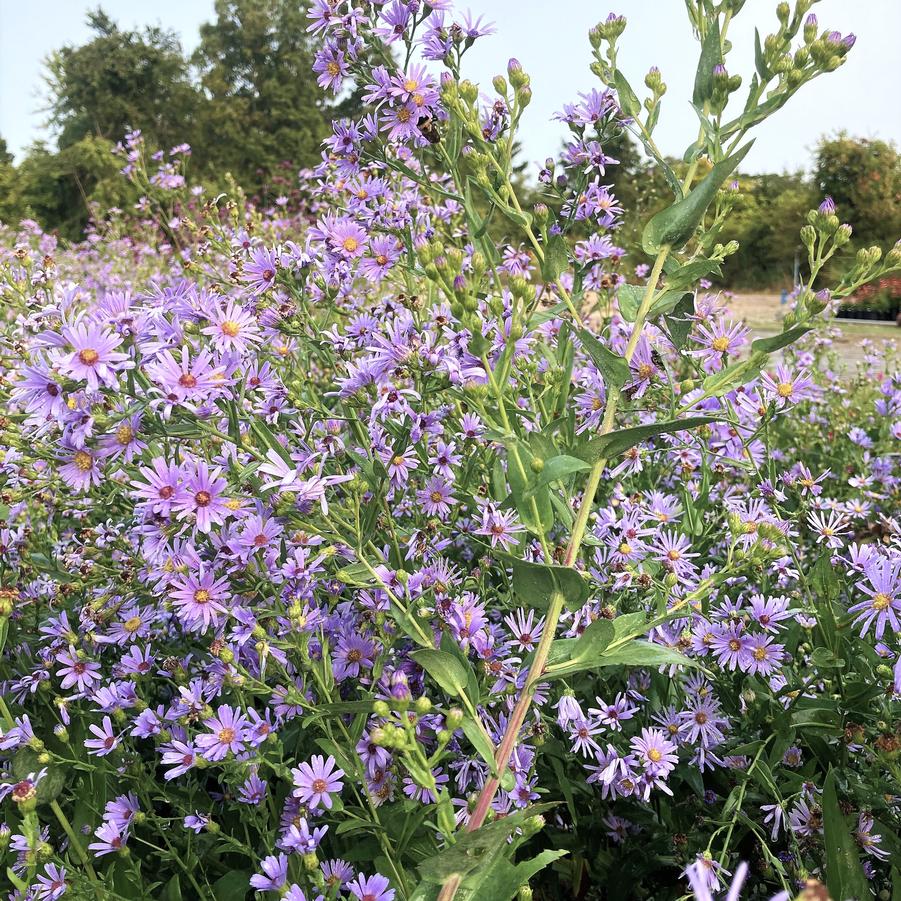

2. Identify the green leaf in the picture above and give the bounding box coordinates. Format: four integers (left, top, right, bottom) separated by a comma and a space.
662, 255, 724, 290
460, 715, 498, 773
750, 325, 812, 354
212, 871, 252, 901
505, 440, 554, 536
823, 769, 870, 901
164, 875, 183, 901
642, 142, 753, 254
411, 649, 472, 698
540, 233, 569, 282
472, 849, 569, 901
692, 17, 723, 107
754, 28, 770, 79
613, 69, 641, 118
662, 292, 696, 350
616, 283, 643, 322
12, 748, 66, 805
596, 639, 699, 669
699, 353, 765, 399
498, 552, 590, 612
416, 804, 557, 884
574, 416, 717, 465
249, 417, 292, 465
544, 618, 615, 680
522, 455, 592, 499
576, 328, 629, 390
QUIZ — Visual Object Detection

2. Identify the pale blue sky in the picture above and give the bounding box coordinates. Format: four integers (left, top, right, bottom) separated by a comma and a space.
2, 0, 899, 174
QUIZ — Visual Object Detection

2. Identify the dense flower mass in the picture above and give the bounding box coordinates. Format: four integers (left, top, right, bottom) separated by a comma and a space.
0, 2, 900, 901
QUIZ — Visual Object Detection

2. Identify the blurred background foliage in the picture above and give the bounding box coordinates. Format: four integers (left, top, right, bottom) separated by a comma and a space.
0, 4, 899, 290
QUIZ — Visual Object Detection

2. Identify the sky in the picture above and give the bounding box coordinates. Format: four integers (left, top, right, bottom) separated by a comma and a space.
1, 0, 899, 174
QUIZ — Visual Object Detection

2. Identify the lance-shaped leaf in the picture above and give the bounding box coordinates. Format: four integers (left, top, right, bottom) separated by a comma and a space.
521, 455, 592, 499
692, 17, 723, 107
823, 769, 870, 901
642, 142, 753, 254
576, 327, 630, 390
574, 416, 718, 465
750, 325, 812, 353
497, 551, 590, 612
411, 649, 472, 698
542, 618, 615, 680
616, 284, 643, 323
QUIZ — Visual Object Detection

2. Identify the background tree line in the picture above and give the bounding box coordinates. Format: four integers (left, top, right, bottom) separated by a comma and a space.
0, 3, 899, 290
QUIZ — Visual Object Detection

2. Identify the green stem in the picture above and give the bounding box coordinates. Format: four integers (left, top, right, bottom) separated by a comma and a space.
50, 799, 100, 884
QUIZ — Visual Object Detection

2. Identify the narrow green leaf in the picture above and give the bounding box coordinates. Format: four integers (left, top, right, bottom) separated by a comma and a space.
540, 233, 570, 282
498, 552, 590, 612
576, 328, 629, 390
823, 769, 870, 901
750, 325, 812, 354
411, 649, 471, 698
693, 18, 722, 107
574, 416, 718, 465
521, 455, 592, 499
642, 142, 754, 254
613, 69, 641, 118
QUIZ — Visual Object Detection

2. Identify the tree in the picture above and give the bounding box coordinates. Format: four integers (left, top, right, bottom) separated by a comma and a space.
44, 9, 198, 152
814, 133, 901, 248
191, 0, 332, 199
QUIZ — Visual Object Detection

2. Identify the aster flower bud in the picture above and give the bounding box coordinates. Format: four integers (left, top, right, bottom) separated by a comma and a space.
518, 85, 532, 107
588, 24, 603, 49
604, 13, 627, 40
776, 2, 790, 26
459, 80, 478, 105
492, 75, 508, 96
804, 13, 818, 44
833, 223, 853, 247
445, 707, 464, 729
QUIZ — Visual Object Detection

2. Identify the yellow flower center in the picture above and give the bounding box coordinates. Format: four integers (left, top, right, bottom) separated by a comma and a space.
712, 336, 730, 352
78, 348, 99, 366
872, 592, 890, 611
116, 424, 134, 445
326, 61, 340, 77
220, 320, 241, 337
74, 451, 93, 472
777, 382, 793, 398
194, 589, 211, 604
123, 616, 142, 633
648, 748, 662, 762
218, 727, 236, 744
342, 236, 359, 253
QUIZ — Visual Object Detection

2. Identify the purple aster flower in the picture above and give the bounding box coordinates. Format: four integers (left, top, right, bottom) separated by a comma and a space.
170, 565, 230, 633
630, 727, 678, 778
848, 558, 901, 638
85, 716, 119, 756
201, 299, 262, 354
196, 705, 248, 761
58, 320, 131, 390
292, 754, 345, 810
173, 461, 231, 533
34, 862, 68, 900
250, 854, 288, 892
416, 476, 455, 518
474, 504, 525, 550
333, 633, 377, 680
348, 872, 395, 901
243, 245, 280, 294
160, 740, 198, 780
56, 646, 101, 693
88, 821, 128, 856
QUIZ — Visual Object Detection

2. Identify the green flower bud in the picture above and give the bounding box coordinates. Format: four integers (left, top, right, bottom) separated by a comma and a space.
459, 80, 479, 104
445, 707, 464, 729
833, 223, 853, 247
530, 456, 544, 473
776, 2, 790, 26
492, 75, 508, 96
414, 696, 432, 715
800, 224, 816, 249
